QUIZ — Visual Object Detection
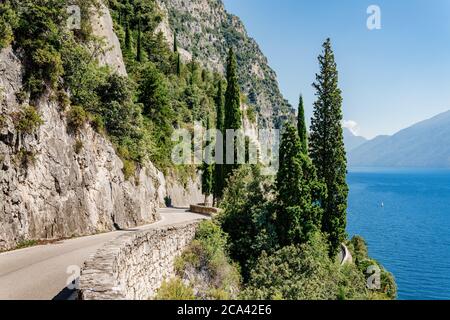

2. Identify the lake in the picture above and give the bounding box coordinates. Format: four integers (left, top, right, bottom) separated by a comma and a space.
347, 168, 450, 300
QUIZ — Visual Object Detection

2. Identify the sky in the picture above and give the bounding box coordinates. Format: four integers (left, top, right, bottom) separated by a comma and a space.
222, 0, 450, 139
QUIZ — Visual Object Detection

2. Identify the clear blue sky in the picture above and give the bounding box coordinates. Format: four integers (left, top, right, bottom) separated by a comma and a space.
222, 0, 450, 139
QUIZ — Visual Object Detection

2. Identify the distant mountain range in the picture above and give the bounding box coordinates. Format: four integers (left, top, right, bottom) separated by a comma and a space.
343, 128, 367, 152
345, 110, 450, 168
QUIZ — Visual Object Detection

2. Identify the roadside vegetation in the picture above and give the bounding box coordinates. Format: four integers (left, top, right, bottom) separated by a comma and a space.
1, 0, 396, 300
157, 38, 396, 300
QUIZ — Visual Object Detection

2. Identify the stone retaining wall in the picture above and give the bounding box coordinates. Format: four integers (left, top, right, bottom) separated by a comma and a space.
189, 204, 221, 216
79, 221, 202, 300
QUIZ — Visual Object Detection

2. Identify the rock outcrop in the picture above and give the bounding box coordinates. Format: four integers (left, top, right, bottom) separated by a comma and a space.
156, 0, 294, 129
0, 46, 164, 250
0, 6, 201, 251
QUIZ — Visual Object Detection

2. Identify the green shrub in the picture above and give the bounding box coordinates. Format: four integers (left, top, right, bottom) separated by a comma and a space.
348, 235, 369, 264
14, 105, 44, 134
74, 139, 83, 154
240, 233, 340, 300
246, 105, 257, 124
122, 159, 136, 181
0, 115, 6, 130
0, 2, 18, 49
67, 106, 88, 133
175, 220, 241, 300
219, 166, 278, 280
155, 278, 195, 300
15, 147, 37, 169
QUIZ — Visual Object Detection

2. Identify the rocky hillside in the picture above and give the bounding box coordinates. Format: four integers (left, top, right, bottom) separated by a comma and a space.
156, 0, 294, 128
0, 3, 202, 251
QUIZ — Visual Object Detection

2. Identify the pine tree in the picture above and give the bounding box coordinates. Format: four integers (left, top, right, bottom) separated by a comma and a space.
201, 117, 214, 205
223, 48, 242, 182
309, 38, 348, 256
297, 95, 308, 154
214, 80, 225, 201
136, 18, 142, 62
275, 124, 324, 246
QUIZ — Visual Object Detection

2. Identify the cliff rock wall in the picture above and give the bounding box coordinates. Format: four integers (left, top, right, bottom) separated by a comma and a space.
156, 0, 294, 129
0, 6, 201, 251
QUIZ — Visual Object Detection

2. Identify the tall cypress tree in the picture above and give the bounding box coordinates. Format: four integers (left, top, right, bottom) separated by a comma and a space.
214, 80, 225, 201
276, 124, 324, 246
223, 48, 242, 182
176, 53, 181, 76
136, 18, 142, 62
173, 32, 178, 53
297, 95, 308, 154
125, 20, 131, 51
201, 117, 214, 205
309, 38, 348, 256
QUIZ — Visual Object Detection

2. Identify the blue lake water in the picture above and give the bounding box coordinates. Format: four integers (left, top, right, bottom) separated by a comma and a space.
347, 168, 450, 300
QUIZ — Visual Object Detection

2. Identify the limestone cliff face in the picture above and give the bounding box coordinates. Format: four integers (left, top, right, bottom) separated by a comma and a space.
0, 46, 163, 250
0, 7, 201, 251
156, 0, 294, 129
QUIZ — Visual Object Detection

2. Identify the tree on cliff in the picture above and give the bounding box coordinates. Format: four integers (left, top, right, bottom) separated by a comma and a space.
297, 94, 308, 154
275, 124, 324, 246
309, 38, 348, 256
223, 48, 242, 184
214, 80, 225, 201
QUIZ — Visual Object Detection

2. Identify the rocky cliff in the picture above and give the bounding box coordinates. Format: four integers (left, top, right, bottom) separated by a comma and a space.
156, 0, 294, 129
0, 5, 201, 251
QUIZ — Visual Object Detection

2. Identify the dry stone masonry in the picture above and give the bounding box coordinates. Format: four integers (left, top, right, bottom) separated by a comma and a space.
79, 221, 201, 300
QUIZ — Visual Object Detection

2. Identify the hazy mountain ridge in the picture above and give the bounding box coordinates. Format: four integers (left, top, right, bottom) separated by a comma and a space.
348, 110, 450, 167
343, 128, 367, 152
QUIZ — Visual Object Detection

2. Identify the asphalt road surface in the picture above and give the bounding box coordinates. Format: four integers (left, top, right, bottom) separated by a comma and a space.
0, 208, 207, 300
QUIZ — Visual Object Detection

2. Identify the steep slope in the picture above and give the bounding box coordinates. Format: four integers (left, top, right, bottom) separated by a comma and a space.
348, 110, 450, 167
156, 0, 294, 129
0, 4, 201, 251
343, 128, 367, 152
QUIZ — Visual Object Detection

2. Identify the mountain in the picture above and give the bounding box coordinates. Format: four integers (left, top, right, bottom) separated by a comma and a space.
156, 0, 294, 128
343, 128, 367, 152
348, 110, 450, 167
0, 1, 292, 250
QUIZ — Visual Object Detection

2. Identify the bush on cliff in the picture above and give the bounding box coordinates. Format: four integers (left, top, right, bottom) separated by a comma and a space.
155, 278, 195, 300
174, 220, 241, 300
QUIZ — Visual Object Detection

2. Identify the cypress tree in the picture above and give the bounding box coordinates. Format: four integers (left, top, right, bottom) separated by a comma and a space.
125, 20, 131, 51
297, 95, 308, 154
223, 48, 242, 182
176, 53, 181, 76
136, 18, 142, 62
214, 81, 225, 201
276, 124, 324, 246
309, 38, 348, 256
173, 32, 178, 53
201, 117, 214, 205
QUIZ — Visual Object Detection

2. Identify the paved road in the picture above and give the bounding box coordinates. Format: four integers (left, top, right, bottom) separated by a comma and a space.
0, 208, 207, 300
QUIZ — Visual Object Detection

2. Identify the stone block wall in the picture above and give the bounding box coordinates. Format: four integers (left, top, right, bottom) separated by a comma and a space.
79, 221, 201, 300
